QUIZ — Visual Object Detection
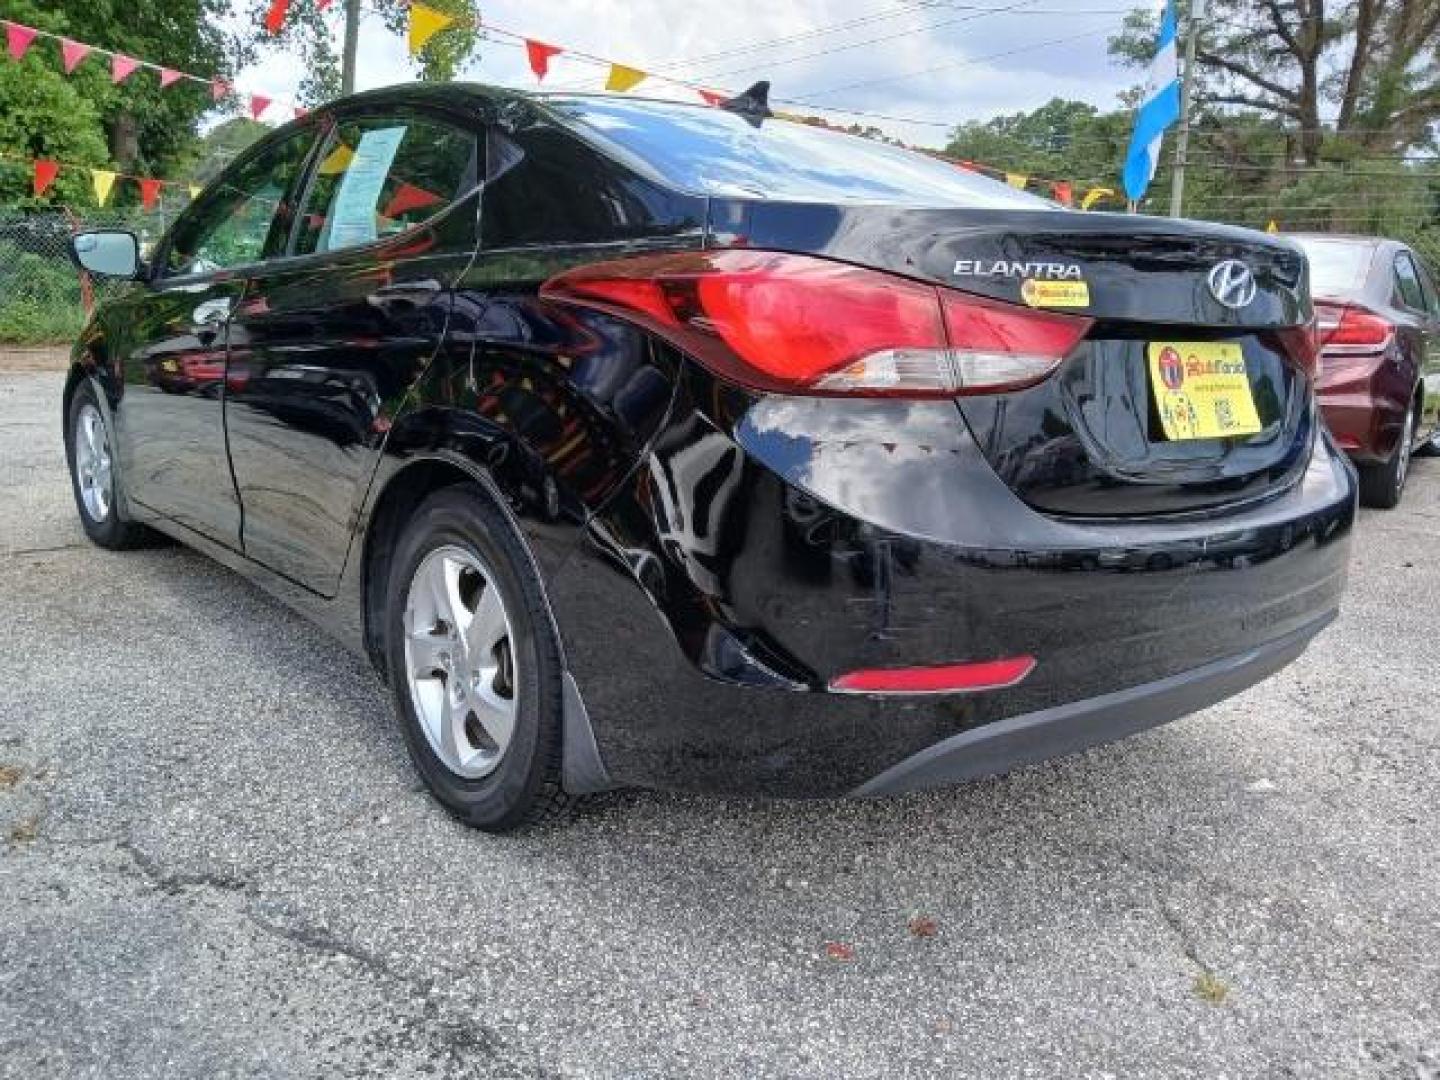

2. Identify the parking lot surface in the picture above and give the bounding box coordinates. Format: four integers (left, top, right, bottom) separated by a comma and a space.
2, 367, 1438, 1079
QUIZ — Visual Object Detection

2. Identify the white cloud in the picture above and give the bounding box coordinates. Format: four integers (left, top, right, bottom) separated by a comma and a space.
229, 0, 1140, 148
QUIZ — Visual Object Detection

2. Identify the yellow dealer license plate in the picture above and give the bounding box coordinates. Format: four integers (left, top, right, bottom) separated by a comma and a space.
1147, 341, 1263, 441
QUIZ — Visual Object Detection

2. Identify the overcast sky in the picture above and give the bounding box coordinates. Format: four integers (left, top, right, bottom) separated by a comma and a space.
233, 0, 1147, 146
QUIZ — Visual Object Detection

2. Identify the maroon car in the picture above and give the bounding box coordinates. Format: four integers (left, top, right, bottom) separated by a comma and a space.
1293, 234, 1440, 507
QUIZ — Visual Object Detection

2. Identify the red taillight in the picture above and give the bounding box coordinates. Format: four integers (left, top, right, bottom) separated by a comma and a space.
541, 251, 1092, 397
829, 656, 1036, 695
1314, 301, 1393, 353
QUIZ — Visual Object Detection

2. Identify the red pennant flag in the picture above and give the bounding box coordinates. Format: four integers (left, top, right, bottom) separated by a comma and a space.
249, 93, 271, 120
1051, 181, 1074, 207
61, 38, 91, 73
698, 89, 726, 106
525, 39, 562, 81
33, 159, 59, 198
139, 178, 162, 210
211, 78, 229, 102
5, 21, 38, 61
159, 68, 182, 88
318, 0, 335, 9
383, 182, 443, 218
263, 0, 291, 35
111, 54, 139, 84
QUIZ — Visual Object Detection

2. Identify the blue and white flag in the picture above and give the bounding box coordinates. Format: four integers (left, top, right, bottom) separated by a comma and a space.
1122, 0, 1182, 203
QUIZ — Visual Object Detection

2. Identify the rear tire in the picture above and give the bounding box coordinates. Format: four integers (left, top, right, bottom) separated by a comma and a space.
64, 380, 155, 550
383, 484, 574, 832
1357, 402, 1416, 510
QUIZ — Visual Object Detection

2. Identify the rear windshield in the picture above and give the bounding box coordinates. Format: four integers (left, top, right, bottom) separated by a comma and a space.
1294, 237, 1375, 295
542, 95, 1055, 209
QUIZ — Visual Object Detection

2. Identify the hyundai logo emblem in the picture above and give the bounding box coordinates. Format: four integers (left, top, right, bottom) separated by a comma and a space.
1207, 259, 1258, 310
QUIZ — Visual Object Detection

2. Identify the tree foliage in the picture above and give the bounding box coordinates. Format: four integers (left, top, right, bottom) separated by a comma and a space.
1112, 0, 1440, 164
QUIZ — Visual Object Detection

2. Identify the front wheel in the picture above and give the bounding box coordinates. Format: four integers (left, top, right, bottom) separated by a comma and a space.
383, 484, 574, 832
1357, 403, 1416, 510
65, 380, 154, 549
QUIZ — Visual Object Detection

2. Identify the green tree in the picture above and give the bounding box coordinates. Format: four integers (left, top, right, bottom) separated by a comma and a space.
1111, 1, 1440, 165
944, 98, 1131, 199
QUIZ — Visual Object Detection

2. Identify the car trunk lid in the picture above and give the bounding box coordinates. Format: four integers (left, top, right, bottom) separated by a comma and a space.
709, 200, 1317, 517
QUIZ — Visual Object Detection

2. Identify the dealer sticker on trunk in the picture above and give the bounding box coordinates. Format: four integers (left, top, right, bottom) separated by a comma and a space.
1147, 342, 1264, 441
1020, 279, 1090, 308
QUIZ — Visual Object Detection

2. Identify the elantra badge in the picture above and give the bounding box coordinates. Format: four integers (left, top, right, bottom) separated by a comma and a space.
1207, 259, 1257, 309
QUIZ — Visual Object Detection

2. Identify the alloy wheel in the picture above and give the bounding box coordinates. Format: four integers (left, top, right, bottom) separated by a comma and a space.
74, 402, 113, 523
403, 544, 519, 779
1397, 407, 1415, 491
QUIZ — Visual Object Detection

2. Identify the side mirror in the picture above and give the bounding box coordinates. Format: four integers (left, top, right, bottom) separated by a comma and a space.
70, 230, 142, 280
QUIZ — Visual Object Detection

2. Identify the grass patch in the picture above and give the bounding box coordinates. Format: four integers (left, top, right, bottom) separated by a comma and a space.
1193, 971, 1230, 1005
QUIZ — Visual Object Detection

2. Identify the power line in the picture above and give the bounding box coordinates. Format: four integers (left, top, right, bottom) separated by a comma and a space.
793, 23, 1115, 100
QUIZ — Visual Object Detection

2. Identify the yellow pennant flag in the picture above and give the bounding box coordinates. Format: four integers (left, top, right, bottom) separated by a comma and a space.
188, 184, 202, 200
91, 169, 117, 206
1081, 186, 1115, 211
1266, 219, 1280, 234
1005, 173, 1028, 190
605, 64, 647, 92
409, 2, 455, 54
319, 143, 355, 176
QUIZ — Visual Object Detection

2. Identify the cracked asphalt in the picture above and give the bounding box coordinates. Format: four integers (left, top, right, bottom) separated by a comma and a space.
1, 367, 1438, 1079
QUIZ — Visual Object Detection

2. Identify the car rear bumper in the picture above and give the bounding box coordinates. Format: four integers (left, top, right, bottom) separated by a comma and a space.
547, 398, 1357, 798
851, 611, 1331, 796
1318, 351, 1410, 462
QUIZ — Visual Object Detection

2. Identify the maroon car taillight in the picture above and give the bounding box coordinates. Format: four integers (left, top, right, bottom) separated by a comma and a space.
1314, 301, 1394, 355
540, 251, 1093, 398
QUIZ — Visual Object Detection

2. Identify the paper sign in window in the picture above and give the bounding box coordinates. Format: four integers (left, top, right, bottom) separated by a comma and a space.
326, 126, 406, 250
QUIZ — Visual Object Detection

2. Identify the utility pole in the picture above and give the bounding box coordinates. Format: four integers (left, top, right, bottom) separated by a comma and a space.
341, 0, 361, 95
1169, 0, 1206, 218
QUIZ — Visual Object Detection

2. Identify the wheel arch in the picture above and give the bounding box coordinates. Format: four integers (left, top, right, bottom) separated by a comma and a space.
357, 448, 614, 793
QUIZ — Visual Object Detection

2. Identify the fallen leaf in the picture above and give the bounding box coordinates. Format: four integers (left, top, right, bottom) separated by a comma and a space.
908, 915, 939, 938
824, 941, 856, 961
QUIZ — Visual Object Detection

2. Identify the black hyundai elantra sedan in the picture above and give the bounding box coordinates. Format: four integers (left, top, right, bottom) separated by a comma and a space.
65, 83, 1355, 830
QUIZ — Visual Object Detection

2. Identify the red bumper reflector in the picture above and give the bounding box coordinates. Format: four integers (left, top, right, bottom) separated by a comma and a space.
829, 656, 1037, 695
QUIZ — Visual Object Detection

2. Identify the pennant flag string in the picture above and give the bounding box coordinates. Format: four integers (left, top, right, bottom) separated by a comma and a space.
1, 18, 1117, 213
1, 19, 295, 120
0, 150, 205, 205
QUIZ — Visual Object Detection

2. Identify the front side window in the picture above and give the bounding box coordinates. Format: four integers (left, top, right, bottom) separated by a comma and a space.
293, 114, 478, 256
165, 130, 315, 277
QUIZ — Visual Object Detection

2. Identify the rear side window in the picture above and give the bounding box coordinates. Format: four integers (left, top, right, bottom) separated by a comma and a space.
481, 125, 680, 248
542, 96, 1055, 209
294, 114, 478, 256
1394, 252, 1427, 312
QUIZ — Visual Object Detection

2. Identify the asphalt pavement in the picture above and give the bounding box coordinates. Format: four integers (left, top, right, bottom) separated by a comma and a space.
1, 368, 1437, 1079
